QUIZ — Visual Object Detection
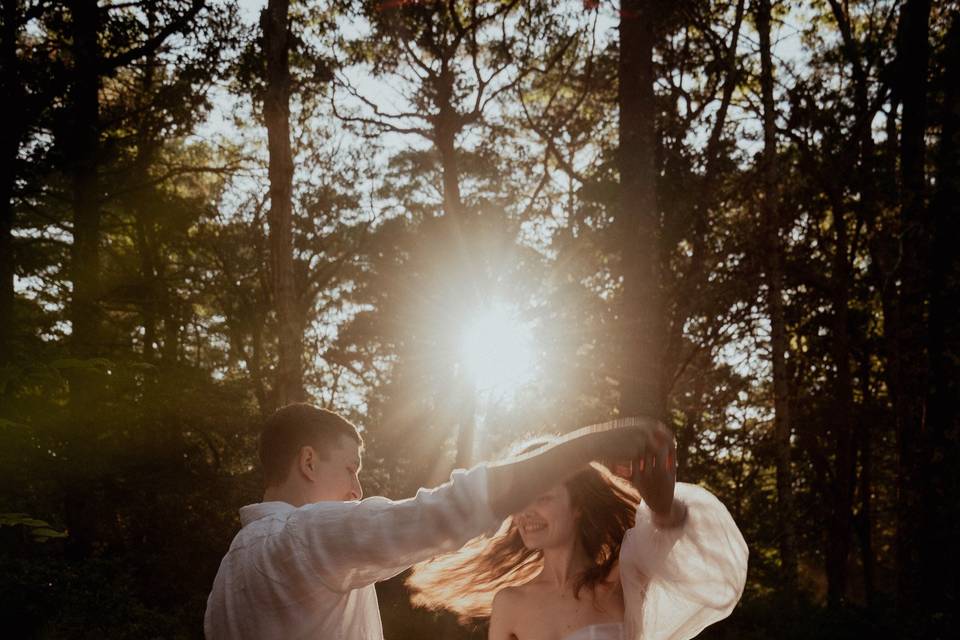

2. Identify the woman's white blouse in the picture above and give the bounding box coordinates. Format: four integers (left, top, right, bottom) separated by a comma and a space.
560, 483, 748, 640
614, 482, 749, 640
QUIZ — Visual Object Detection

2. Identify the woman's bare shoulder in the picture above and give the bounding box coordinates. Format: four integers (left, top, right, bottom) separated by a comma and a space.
492, 584, 526, 607
492, 581, 539, 614
490, 586, 528, 639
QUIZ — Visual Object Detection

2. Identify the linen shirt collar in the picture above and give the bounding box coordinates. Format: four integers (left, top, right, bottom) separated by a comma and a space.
239, 501, 295, 527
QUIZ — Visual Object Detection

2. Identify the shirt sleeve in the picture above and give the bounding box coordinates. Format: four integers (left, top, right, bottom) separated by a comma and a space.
286, 464, 501, 593
619, 482, 749, 640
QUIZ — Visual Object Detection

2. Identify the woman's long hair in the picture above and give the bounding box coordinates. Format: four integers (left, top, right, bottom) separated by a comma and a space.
406, 437, 641, 623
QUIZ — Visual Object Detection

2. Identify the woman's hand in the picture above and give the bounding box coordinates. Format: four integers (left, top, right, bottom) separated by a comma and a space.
630, 421, 679, 521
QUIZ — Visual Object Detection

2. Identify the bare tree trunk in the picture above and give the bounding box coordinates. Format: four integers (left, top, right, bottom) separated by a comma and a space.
0, 0, 20, 369
262, 0, 304, 406
61, 0, 104, 562
823, 8, 883, 603
893, 0, 931, 615
161, 289, 180, 366
432, 47, 473, 469
250, 307, 270, 416
436, 86, 475, 469
855, 353, 877, 609
827, 187, 856, 607
0, 178, 11, 369
435, 64, 464, 222
67, 0, 103, 398
134, 213, 159, 363
130, 16, 160, 365
819, 14, 891, 607
756, 0, 799, 598
924, 11, 960, 627
617, 0, 663, 419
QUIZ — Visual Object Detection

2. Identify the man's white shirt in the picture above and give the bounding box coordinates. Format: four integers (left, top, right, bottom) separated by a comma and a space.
204, 465, 499, 639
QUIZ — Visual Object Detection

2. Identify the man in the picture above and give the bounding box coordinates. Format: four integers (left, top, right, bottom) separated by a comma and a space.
204, 403, 677, 639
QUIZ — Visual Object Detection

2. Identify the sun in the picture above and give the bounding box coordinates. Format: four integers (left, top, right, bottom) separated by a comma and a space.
459, 304, 536, 398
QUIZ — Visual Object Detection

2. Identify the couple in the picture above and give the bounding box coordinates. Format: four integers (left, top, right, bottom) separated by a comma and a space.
204, 403, 748, 639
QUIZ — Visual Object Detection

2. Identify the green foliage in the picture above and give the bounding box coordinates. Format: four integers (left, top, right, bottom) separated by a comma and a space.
0, 513, 67, 542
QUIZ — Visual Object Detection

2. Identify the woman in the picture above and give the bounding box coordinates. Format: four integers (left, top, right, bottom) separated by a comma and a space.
406, 430, 749, 640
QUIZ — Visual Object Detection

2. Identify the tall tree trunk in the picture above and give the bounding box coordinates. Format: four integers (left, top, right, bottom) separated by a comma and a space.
0, 0, 22, 369
617, 0, 663, 419
435, 64, 464, 223
62, 0, 104, 562
67, 0, 103, 393
161, 287, 180, 366
924, 11, 960, 626
855, 352, 876, 609
250, 307, 270, 416
756, 0, 799, 599
827, 188, 855, 607
432, 52, 473, 469
893, 0, 931, 615
134, 215, 158, 363
262, 0, 304, 406
131, 9, 160, 365
0, 174, 11, 370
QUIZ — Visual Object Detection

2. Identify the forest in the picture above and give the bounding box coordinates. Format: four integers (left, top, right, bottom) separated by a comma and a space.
1, 0, 958, 638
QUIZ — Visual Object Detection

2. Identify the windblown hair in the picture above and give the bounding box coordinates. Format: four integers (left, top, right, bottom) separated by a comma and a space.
406, 437, 640, 623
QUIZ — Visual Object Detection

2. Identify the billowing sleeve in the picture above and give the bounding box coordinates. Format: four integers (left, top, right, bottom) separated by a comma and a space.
619, 482, 749, 640
286, 464, 502, 593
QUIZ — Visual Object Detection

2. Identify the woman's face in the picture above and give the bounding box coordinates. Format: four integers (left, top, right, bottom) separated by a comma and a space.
514, 483, 579, 550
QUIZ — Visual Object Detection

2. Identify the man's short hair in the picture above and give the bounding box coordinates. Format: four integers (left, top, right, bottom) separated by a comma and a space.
259, 403, 363, 487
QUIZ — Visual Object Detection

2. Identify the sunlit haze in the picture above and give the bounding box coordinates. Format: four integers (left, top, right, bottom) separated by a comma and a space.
459, 304, 536, 399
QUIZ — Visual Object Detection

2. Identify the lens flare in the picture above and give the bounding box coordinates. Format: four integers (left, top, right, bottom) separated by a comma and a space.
460, 305, 536, 398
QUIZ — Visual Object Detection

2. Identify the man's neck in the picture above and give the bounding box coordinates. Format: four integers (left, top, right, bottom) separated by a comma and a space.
263, 483, 307, 507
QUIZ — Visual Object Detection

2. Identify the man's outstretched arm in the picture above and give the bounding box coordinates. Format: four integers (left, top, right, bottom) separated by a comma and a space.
289, 417, 667, 592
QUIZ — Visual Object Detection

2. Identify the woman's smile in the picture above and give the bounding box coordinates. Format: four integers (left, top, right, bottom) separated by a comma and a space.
521, 520, 547, 534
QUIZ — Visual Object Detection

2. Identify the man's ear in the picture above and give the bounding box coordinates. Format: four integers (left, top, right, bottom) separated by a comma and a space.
298, 445, 317, 481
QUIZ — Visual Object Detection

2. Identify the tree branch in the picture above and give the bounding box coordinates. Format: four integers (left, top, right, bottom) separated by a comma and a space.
101, 0, 206, 72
